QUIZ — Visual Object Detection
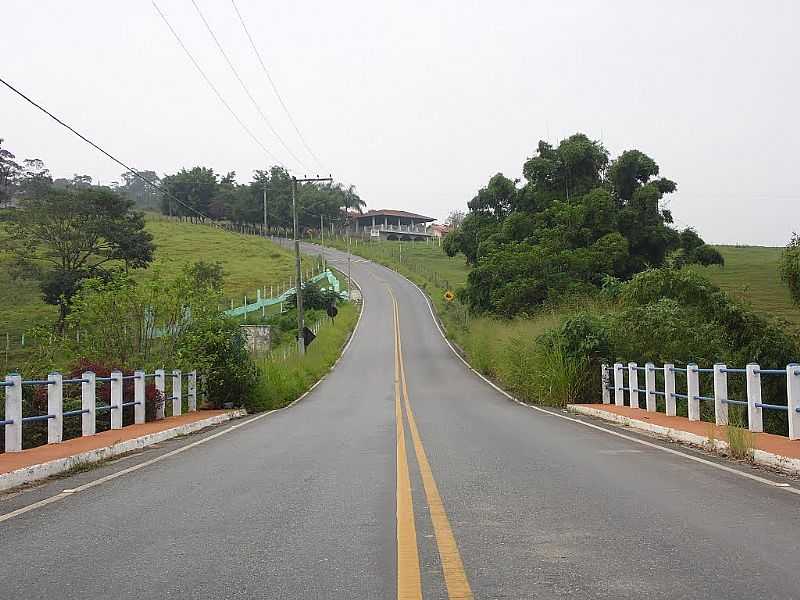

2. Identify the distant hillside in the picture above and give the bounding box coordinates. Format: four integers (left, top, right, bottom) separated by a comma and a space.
691, 245, 798, 328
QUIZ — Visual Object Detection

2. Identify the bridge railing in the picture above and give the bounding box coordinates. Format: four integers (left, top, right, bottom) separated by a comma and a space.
2, 368, 197, 452
601, 362, 800, 439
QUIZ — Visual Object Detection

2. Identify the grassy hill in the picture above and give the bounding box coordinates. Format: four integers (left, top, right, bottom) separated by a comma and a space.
689, 246, 798, 327
0, 216, 313, 369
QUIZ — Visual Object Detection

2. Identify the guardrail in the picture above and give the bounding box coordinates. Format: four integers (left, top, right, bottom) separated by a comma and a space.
2, 368, 197, 453
600, 362, 800, 440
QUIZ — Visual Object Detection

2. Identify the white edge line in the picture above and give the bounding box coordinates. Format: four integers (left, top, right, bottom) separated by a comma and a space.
395, 264, 800, 496
0, 270, 366, 523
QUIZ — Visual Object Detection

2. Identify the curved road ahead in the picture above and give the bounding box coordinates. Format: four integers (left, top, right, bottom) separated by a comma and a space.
2, 242, 800, 599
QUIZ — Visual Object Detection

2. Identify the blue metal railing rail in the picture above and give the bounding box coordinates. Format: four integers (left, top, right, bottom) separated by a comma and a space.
2, 368, 199, 453
600, 361, 800, 440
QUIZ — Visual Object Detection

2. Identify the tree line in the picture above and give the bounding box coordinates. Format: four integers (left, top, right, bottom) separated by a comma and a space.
155, 165, 364, 232
0, 137, 363, 330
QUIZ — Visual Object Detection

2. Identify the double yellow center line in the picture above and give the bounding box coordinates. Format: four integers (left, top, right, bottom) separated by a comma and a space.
391, 288, 473, 600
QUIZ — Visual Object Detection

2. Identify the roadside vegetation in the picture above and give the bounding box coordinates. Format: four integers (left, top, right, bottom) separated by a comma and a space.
320, 133, 800, 438
0, 214, 315, 369
0, 139, 360, 439
251, 301, 359, 412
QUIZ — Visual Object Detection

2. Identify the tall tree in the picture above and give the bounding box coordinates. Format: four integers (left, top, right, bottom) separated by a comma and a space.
161, 167, 217, 219
447, 132, 721, 316
118, 170, 162, 210
0, 138, 21, 206
5, 187, 154, 327
445, 210, 466, 229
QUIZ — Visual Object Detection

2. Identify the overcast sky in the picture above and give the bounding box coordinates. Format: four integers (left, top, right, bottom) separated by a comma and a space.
2, 1, 798, 245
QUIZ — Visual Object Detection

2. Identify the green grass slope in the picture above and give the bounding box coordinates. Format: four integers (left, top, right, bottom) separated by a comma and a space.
690, 246, 798, 327
0, 217, 313, 368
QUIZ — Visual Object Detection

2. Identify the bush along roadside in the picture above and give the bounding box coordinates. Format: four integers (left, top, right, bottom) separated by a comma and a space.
16, 262, 263, 415
460, 268, 798, 434
248, 301, 360, 412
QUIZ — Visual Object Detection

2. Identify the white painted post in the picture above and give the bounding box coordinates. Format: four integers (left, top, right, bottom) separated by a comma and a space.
188, 370, 197, 412
601, 364, 610, 404
746, 363, 763, 433
713, 364, 728, 426
81, 371, 96, 436
134, 370, 146, 425
47, 371, 63, 444
628, 363, 639, 409
787, 364, 800, 441
110, 370, 123, 430
155, 369, 165, 420
664, 363, 676, 416
687, 363, 700, 422
172, 370, 182, 417
4, 374, 22, 452
644, 363, 656, 412
613, 363, 624, 406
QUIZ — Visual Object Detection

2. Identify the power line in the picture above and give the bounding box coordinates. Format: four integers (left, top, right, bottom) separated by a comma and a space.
191, 0, 308, 172
152, 0, 285, 168
0, 75, 214, 222
230, 0, 325, 170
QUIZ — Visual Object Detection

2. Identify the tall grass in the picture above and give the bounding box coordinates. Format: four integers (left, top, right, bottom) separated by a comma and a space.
496, 336, 588, 408
725, 406, 755, 461
248, 302, 359, 412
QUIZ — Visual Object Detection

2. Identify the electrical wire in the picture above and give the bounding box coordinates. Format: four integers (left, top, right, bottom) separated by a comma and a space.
230, 0, 325, 170
152, 0, 285, 168
191, 0, 307, 172
0, 75, 215, 222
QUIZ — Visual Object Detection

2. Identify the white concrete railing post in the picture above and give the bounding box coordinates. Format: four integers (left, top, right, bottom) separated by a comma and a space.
601, 364, 610, 404
110, 370, 123, 430
172, 370, 182, 417
134, 370, 146, 425
713, 364, 728, 426
628, 363, 640, 408
155, 369, 166, 420
81, 371, 96, 436
664, 364, 677, 416
644, 363, 656, 412
47, 371, 63, 444
613, 363, 624, 406
745, 363, 763, 433
687, 363, 700, 422
188, 371, 197, 412
787, 363, 800, 441
4, 374, 22, 452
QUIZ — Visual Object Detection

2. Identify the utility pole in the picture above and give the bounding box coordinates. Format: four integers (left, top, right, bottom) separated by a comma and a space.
292, 175, 333, 355
263, 183, 268, 234
320, 213, 324, 247
347, 233, 352, 299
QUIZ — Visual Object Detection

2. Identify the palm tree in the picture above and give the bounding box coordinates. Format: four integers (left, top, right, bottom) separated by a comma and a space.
342, 184, 365, 214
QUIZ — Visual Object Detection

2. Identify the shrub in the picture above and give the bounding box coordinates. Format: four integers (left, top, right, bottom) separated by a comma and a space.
541, 268, 798, 432
286, 282, 340, 311
175, 313, 258, 409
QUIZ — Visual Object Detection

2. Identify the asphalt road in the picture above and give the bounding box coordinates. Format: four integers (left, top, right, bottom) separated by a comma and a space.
2, 241, 800, 599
